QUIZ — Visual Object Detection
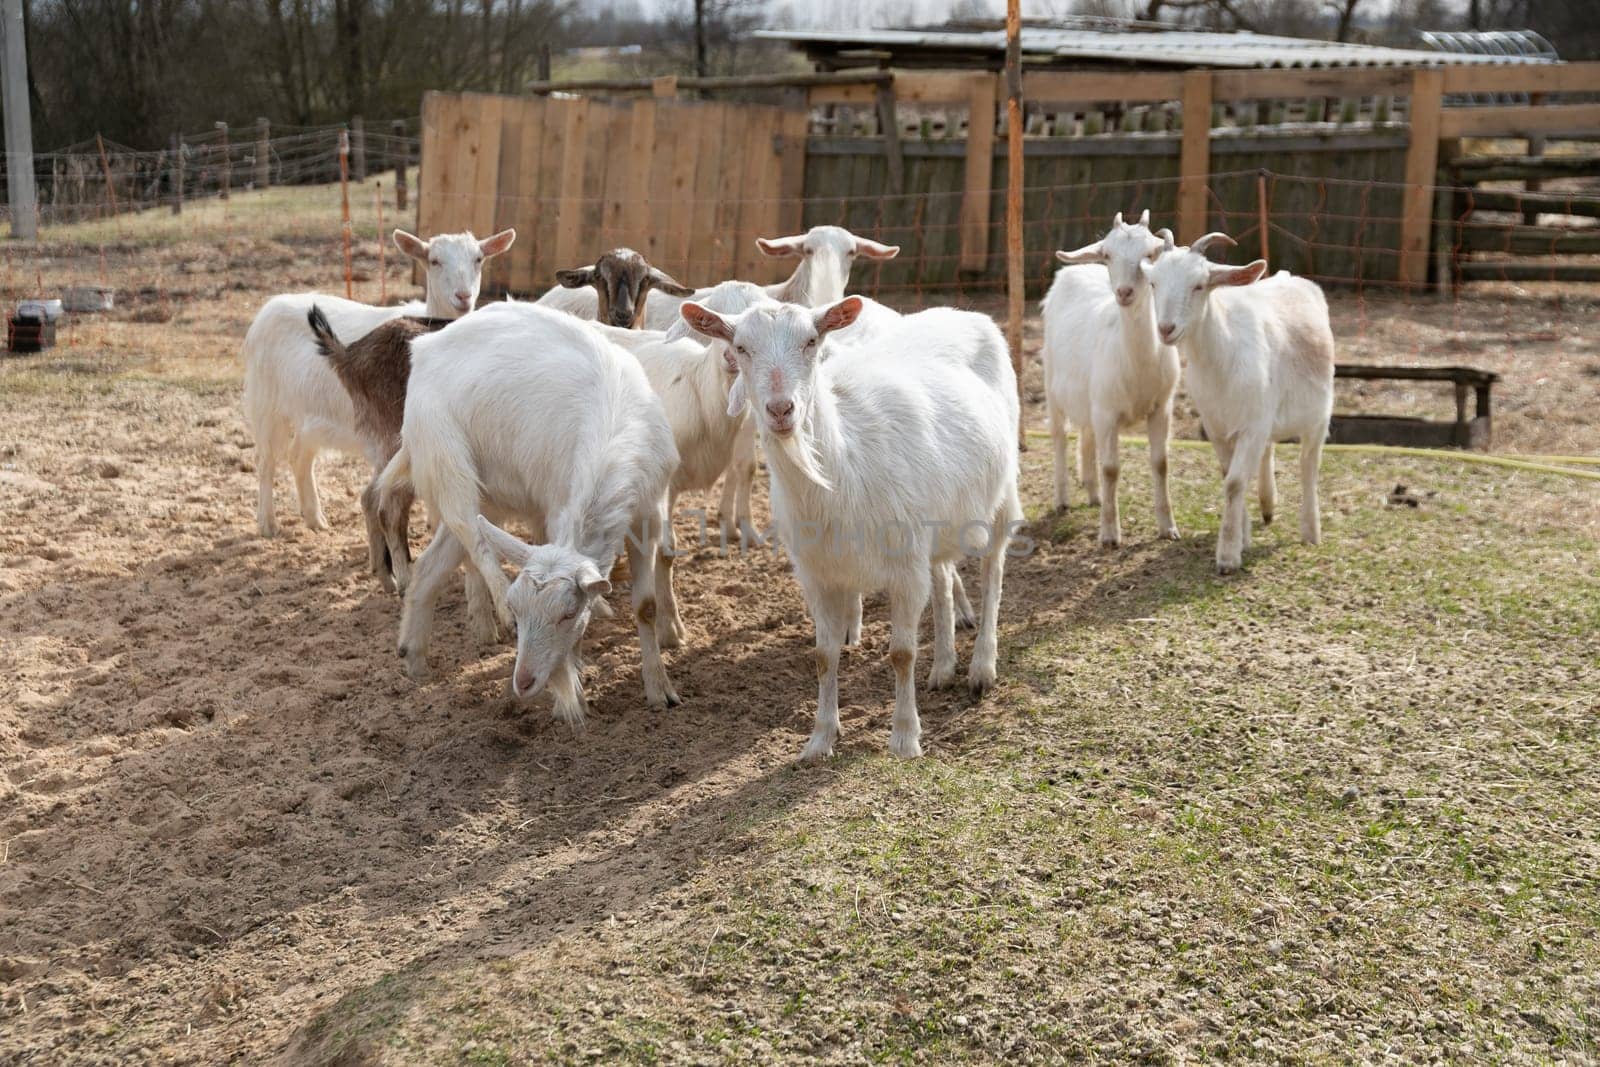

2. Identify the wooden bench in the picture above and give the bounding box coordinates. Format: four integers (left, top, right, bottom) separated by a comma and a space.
1329, 364, 1500, 451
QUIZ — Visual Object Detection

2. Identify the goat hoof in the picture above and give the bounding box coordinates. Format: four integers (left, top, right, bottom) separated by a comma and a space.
956, 611, 977, 631
929, 667, 957, 691
1261, 512, 1274, 526
798, 738, 835, 763
1099, 534, 1121, 549
1158, 525, 1181, 541
888, 731, 923, 759
967, 671, 995, 698
1216, 561, 1240, 576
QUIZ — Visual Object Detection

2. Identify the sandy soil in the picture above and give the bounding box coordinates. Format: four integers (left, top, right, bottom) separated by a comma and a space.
1, 229, 1597, 1061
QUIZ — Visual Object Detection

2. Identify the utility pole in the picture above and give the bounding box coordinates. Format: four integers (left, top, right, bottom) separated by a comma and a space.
2, 0, 40, 239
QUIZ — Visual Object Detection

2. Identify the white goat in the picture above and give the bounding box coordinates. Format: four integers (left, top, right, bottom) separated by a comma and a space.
1143, 234, 1334, 574
681, 296, 1020, 762
1042, 211, 1181, 546
535, 226, 899, 544
241, 227, 515, 536
387, 300, 680, 723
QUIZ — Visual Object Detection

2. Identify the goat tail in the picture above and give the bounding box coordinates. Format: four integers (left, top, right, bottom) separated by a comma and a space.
374, 445, 414, 518
305, 304, 349, 369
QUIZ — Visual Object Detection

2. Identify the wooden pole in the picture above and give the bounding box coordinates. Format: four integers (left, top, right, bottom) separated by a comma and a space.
95, 133, 119, 216
1399, 68, 1444, 291
392, 119, 408, 210
339, 129, 353, 299
216, 121, 230, 200
170, 133, 184, 215
1004, 0, 1025, 449
350, 115, 366, 182
1256, 170, 1269, 268
255, 117, 271, 189
376, 183, 387, 304
1, 0, 39, 238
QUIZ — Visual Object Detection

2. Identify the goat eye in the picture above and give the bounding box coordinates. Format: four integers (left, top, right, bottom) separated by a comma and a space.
429, 258, 440, 267
1193, 284, 1204, 293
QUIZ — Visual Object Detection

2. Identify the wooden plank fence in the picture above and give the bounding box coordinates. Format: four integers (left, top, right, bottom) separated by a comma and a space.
418, 91, 808, 294
418, 62, 1600, 296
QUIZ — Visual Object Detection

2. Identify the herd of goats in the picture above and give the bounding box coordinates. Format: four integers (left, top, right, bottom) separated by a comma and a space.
239, 212, 1335, 760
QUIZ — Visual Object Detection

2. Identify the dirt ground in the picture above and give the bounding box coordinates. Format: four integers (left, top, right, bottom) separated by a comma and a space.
2, 216, 1597, 1063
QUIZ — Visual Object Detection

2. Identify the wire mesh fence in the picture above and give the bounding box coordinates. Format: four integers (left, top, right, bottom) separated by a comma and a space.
2, 161, 1597, 455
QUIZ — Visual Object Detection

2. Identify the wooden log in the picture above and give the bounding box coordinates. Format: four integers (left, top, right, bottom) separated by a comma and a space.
1457, 261, 1600, 282
1451, 154, 1600, 182
1459, 187, 1600, 218
1456, 224, 1600, 255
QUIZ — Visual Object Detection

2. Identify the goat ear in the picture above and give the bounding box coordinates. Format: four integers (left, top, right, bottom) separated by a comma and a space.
576, 560, 612, 600
1138, 209, 1151, 228
814, 296, 862, 338
1208, 259, 1269, 289
394, 229, 429, 262
556, 267, 595, 289
756, 234, 806, 258
726, 373, 749, 419
679, 301, 735, 343
1190, 232, 1238, 258
1055, 242, 1107, 266
648, 268, 696, 296
854, 237, 900, 260
479, 229, 517, 258
475, 514, 532, 570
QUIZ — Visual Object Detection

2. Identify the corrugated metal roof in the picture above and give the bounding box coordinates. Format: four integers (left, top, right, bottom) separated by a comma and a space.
754, 26, 1555, 70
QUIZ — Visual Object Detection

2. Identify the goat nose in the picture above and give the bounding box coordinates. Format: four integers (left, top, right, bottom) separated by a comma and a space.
513, 664, 539, 695
1159, 323, 1176, 339
454, 290, 472, 303
766, 399, 795, 420
1116, 287, 1133, 302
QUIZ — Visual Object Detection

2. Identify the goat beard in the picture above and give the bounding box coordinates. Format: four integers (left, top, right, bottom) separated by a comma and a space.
768, 424, 833, 493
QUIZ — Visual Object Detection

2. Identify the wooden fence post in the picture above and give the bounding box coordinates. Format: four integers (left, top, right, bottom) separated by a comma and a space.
1399, 68, 1443, 290
216, 121, 229, 200
170, 133, 183, 215
875, 84, 904, 194
339, 129, 352, 299
652, 75, 678, 99
351, 115, 366, 181
1178, 71, 1212, 244
391, 119, 409, 211
1004, 0, 1025, 448
959, 73, 997, 272
255, 117, 271, 188
95, 133, 118, 216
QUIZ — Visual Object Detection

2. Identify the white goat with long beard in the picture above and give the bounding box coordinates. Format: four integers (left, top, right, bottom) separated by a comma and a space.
241, 227, 515, 537
386, 301, 680, 723
680, 296, 1019, 762
1143, 233, 1334, 575
1042, 210, 1180, 546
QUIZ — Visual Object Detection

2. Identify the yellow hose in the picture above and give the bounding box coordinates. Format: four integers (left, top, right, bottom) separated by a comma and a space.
1024, 431, 1600, 482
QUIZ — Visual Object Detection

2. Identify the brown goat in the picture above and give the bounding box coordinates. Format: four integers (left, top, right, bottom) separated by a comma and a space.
307, 305, 450, 592
555, 247, 693, 329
